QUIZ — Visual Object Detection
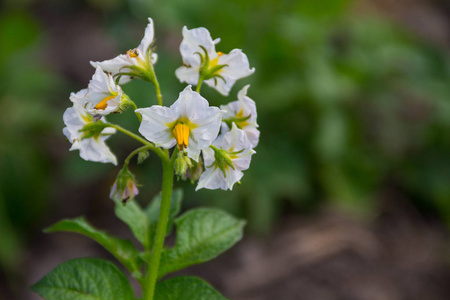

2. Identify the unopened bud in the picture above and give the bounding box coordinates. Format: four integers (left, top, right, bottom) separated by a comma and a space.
182, 159, 203, 183
174, 153, 188, 176
110, 167, 139, 205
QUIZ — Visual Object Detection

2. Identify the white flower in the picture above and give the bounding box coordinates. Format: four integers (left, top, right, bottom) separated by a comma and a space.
221, 85, 259, 147
80, 67, 123, 116
63, 93, 117, 165
175, 26, 255, 96
136, 85, 222, 161
196, 123, 255, 191
90, 18, 158, 84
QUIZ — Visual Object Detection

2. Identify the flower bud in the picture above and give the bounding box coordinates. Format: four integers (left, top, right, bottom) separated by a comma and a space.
110, 167, 139, 205
182, 159, 203, 183
118, 94, 134, 113
174, 152, 190, 176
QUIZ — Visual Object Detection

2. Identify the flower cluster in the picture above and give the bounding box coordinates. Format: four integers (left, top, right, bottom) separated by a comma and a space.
63, 18, 259, 193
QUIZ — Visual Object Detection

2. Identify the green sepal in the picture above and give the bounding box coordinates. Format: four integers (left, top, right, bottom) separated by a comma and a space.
223, 115, 251, 129
154, 276, 228, 300
210, 146, 235, 177
158, 208, 245, 278
118, 93, 134, 112
78, 121, 108, 140
31, 258, 135, 300
202, 64, 227, 81
44, 217, 143, 274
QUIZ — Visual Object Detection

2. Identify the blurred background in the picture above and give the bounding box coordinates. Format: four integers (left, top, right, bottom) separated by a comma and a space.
1, 0, 450, 299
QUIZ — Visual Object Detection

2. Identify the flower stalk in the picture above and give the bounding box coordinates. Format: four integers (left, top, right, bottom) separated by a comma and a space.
143, 156, 174, 300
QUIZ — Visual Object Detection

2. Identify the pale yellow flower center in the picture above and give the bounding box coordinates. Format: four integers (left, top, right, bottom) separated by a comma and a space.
235, 108, 249, 128
172, 123, 190, 150
209, 51, 224, 68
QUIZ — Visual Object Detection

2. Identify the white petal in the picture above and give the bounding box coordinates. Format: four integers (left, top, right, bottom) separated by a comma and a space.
218, 49, 255, 80
63, 103, 117, 165
216, 123, 247, 151
136, 106, 178, 148
78, 136, 117, 165
243, 127, 260, 148
137, 18, 155, 55
62, 104, 88, 143
201, 147, 215, 168
220, 85, 259, 146
89, 66, 114, 94
172, 86, 222, 159
196, 167, 222, 190
180, 26, 217, 67
204, 76, 236, 96
90, 55, 134, 84
69, 89, 88, 104
175, 66, 200, 85
151, 53, 158, 64
196, 165, 243, 191
214, 124, 255, 171
81, 67, 122, 116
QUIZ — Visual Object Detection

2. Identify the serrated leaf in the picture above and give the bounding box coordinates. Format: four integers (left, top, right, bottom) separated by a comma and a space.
45, 218, 142, 273
114, 199, 149, 248
158, 208, 245, 278
154, 276, 228, 300
146, 189, 183, 249
31, 258, 134, 300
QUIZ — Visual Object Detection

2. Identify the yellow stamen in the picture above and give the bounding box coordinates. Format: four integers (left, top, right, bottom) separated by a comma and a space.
217, 51, 223, 56
95, 95, 115, 110
127, 49, 139, 58
172, 123, 190, 150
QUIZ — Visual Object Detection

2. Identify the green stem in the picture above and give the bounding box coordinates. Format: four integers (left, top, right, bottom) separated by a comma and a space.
124, 145, 153, 167
153, 77, 163, 106
106, 124, 166, 161
129, 101, 142, 122
196, 76, 204, 93
107, 124, 151, 146
146, 61, 163, 106
143, 157, 174, 300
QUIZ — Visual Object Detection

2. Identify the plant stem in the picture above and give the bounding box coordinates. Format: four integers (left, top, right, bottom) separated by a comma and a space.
106, 124, 166, 161
143, 157, 174, 300
146, 62, 163, 106
107, 124, 150, 146
129, 101, 142, 122
124, 145, 153, 167
153, 77, 163, 106
196, 76, 204, 93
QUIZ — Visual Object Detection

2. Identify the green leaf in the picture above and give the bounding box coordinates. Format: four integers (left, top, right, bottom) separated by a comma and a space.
146, 189, 183, 248
158, 208, 245, 278
154, 276, 227, 300
31, 258, 134, 300
114, 199, 149, 248
44, 218, 142, 274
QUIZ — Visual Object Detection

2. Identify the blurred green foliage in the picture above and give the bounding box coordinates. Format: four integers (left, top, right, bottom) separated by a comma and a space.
1, 1, 450, 288
122, 0, 450, 231
0, 10, 67, 280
